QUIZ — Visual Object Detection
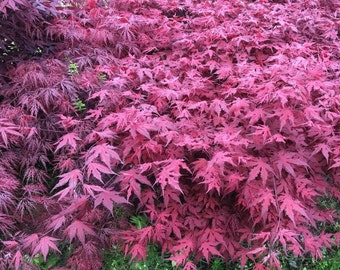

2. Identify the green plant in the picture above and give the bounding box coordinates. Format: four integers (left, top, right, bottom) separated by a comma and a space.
23, 253, 60, 270
130, 215, 149, 230
103, 244, 178, 270
98, 72, 108, 82
210, 258, 226, 270
196, 257, 255, 270
279, 249, 340, 270
317, 194, 340, 212
33, 254, 59, 270
23, 242, 73, 269
103, 215, 176, 270
73, 99, 86, 111
103, 246, 129, 270
314, 249, 340, 270
67, 61, 79, 75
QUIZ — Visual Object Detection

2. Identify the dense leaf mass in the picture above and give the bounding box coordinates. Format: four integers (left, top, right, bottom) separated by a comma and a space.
1, 0, 340, 269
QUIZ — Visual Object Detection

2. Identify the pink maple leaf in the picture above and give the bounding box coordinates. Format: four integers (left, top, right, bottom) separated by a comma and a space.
155, 159, 190, 194
279, 194, 310, 227
86, 162, 115, 183
199, 242, 222, 263
169, 238, 194, 266
32, 236, 60, 261
248, 159, 274, 185
274, 151, 309, 177
11, 250, 23, 270
54, 132, 81, 152
47, 215, 66, 232
116, 169, 152, 200
65, 220, 96, 245
312, 143, 331, 164
0, 118, 23, 147
85, 143, 121, 168
128, 243, 147, 261
52, 169, 83, 191
94, 189, 129, 213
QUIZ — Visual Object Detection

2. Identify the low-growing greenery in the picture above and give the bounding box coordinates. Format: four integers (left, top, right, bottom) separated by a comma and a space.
67, 61, 79, 76
101, 245, 340, 270
101, 193, 340, 270
72, 99, 86, 111
26, 194, 340, 270
103, 245, 177, 270
26, 245, 340, 270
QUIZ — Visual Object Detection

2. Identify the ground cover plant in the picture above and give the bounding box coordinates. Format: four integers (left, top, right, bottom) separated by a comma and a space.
0, 0, 340, 269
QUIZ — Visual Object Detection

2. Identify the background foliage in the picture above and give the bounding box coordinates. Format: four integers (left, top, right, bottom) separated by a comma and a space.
0, 0, 340, 269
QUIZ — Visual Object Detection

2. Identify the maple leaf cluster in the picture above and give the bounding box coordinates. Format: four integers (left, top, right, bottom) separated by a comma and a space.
0, 0, 60, 64
1, 0, 340, 269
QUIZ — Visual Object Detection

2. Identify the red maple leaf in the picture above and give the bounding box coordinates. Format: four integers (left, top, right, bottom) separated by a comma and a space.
279, 194, 310, 227
65, 220, 96, 245
199, 242, 222, 263
85, 129, 115, 144
3, 0, 340, 268
116, 168, 152, 200
312, 143, 331, 164
82, 184, 105, 197
273, 229, 301, 254
183, 261, 197, 270
251, 125, 272, 144
248, 159, 274, 185
56, 115, 80, 130
21, 233, 39, 252
86, 162, 115, 183
0, 118, 23, 148
128, 243, 147, 262
84, 108, 104, 121
47, 215, 66, 232
52, 186, 75, 201
52, 169, 83, 191
155, 159, 190, 194
85, 143, 121, 168
54, 132, 81, 152
245, 108, 267, 125
32, 236, 60, 261
11, 250, 23, 270
94, 189, 129, 213
249, 188, 275, 223
270, 107, 295, 132
330, 160, 340, 173
169, 238, 194, 266
274, 151, 309, 177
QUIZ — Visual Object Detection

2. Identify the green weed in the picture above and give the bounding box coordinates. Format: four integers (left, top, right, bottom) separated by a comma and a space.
73, 99, 86, 111
67, 61, 79, 76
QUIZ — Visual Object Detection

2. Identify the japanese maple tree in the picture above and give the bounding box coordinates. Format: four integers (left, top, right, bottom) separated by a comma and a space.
1, 0, 340, 269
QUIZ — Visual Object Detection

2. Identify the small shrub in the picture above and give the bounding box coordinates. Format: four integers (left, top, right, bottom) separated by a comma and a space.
103, 244, 176, 270
1, 0, 340, 269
